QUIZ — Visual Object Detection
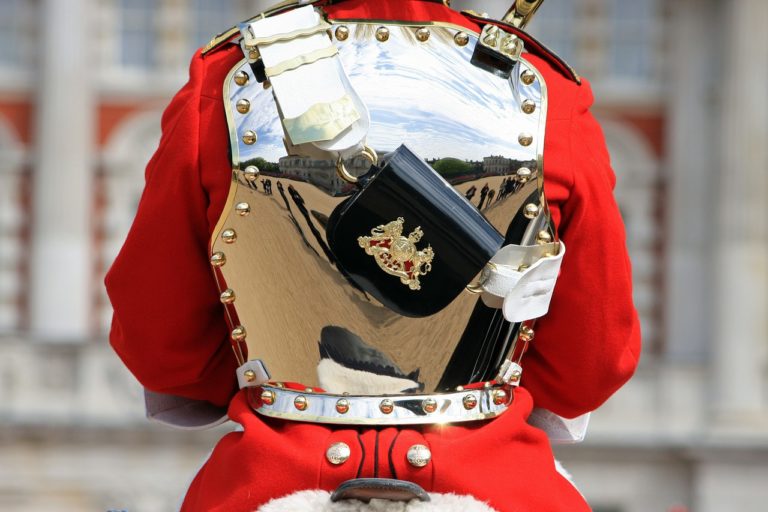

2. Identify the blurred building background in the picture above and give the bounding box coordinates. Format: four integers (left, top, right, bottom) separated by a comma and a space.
0, 0, 766, 510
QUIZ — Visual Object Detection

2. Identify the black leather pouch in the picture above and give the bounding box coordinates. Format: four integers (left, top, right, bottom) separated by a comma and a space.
326, 145, 504, 318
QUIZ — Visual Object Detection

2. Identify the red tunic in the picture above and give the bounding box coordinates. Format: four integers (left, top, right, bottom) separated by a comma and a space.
105, 1, 640, 510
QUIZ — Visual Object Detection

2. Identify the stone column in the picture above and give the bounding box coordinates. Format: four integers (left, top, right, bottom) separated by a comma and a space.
30, 0, 94, 340
712, 0, 768, 419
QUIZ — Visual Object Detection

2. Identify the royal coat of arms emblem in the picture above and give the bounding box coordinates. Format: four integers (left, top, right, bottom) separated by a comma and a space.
357, 217, 435, 290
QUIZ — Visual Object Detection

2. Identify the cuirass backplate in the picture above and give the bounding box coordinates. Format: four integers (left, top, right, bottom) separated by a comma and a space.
210, 22, 549, 395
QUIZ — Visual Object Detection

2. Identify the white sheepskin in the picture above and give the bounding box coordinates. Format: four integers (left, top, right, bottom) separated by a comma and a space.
258, 490, 498, 512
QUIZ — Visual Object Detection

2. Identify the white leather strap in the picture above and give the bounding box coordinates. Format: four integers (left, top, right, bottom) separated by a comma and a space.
480, 241, 565, 323
236, 359, 270, 389
528, 408, 591, 444
241, 6, 369, 158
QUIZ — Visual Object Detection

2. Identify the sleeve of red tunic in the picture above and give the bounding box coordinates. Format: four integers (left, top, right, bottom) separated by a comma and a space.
105, 50, 239, 424
522, 71, 642, 419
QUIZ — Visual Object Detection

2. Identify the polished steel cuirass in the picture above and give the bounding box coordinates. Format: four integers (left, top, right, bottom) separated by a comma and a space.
210, 21, 549, 398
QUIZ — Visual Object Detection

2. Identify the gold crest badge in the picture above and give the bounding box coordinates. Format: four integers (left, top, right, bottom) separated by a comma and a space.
358, 217, 435, 290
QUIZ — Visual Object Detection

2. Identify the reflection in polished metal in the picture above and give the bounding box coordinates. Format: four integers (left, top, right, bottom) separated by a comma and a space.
326, 442, 351, 465
406, 445, 432, 467
358, 217, 435, 291
242, 130, 257, 145
234, 71, 249, 86
336, 398, 350, 414
220, 288, 236, 304
261, 388, 276, 405
415, 27, 430, 42
521, 69, 536, 85
380, 399, 394, 414
213, 25, 550, 405
243, 165, 260, 182
210, 251, 226, 267
235, 202, 251, 216
422, 398, 437, 413
462, 394, 478, 410
454, 31, 469, 46
536, 230, 552, 244
231, 325, 247, 341
221, 228, 237, 243
334, 25, 349, 41
236, 99, 251, 114
518, 133, 533, 146
524, 203, 539, 219
522, 99, 536, 114
375, 26, 390, 42
294, 395, 309, 411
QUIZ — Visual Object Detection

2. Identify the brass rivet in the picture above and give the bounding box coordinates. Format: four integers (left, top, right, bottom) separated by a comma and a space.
274, 382, 285, 388
510, 370, 522, 383
243, 369, 256, 382
406, 444, 431, 468
236, 99, 251, 114
334, 25, 349, 41
219, 288, 235, 304
304, 387, 314, 393
375, 26, 390, 42
221, 228, 237, 243
462, 394, 478, 410
501, 35, 521, 56
483, 381, 493, 389
536, 230, 552, 244
235, 202, 251, 216
242, 130, 257, 145
455, 385, 464, 392
294, 395, 308, 411
379, 399, 394, 414
522, 99, 536, 114
210, 251, 226, 267
243, 165, 260, 182
524, 203, 539, 219
248, 49, 259, 60
521, 70, 536, 85
492, 389, 508, 405
519, 325, 535, 342
415, 27, 430, 42
454, 31, 469, 47
516, 167, 532, 182
234, 71, 249, 86
260, 389, 275, 405
231, 325, 246, 341
518, 133, 533, 147
336, 398, 350, 414
326, 442, 351, 465
422, 398, 437, 414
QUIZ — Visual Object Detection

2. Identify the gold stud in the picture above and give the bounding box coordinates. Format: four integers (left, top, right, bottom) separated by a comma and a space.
406, 444, 431, 468
210, 251, 226, 267
422, 398, 437, 414
221, 228, 237, 243
242, 130, 257, 145
248, 49, 259, 61
379, 399, 394, 414
294, 395, 308, 411
516, 167, 532, 182
326, 442, 351, 465
219, 288, 235, 304
462, 394, 478, 410
236, 99, 251, 114
519, 325, 535, 342
260, 389, 276, 405
243, 165, 260, 182
375, 26, 390, 42
231, 325, 246, 341
334, 25, 349, 41
483, 381, 493, 389
336, 398, 350, 414
415, 27, 430, 42
521, 70, 536, 85
492, 389, 508, 405
536, 230, 552, 244
524, 203, 539, 219
273, 382, 285, 388
235, 202, 251, 216
518, 133, 533, 147
522, 100, 536, 114
243, 369, 256, 382
454, 31, 469, 47
455, 385, 464, 392
304, 387, 314, 393
501, 35, 521, 56
510, 370, 522, 383
234, 71, 249, 86
482, 26, 499, 47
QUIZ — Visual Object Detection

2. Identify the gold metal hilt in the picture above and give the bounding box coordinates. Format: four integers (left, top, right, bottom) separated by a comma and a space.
503, 0, 546, 29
